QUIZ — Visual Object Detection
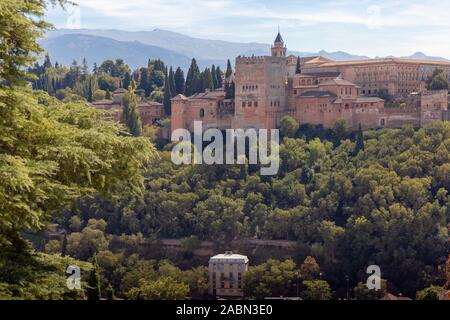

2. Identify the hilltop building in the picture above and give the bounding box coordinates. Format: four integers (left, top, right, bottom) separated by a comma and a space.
172, 31, 450, 132
208, 252, 249, 297
91, 88, 165, 125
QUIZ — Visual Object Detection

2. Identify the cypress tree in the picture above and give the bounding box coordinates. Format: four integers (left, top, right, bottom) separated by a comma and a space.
211, 65, 217, 89
169, 67, 176, 97
174, 67, 185, 95
225, 80, 235, 99
216, 66, 223, 88
138, 68, 150, 97
353, 123, 365, 155
185, 58, 200, 96
203, 67, 214, 91
122, 84, 142, 136
123, 71, 131, 90
87, 254, 101, 300
296, 56, 301, 74
225, 59, 233, 78
163, 74, 172, 115
61, 233, 67, 257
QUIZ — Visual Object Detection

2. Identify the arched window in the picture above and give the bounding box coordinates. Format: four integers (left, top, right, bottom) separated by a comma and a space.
200, 109, 205, 118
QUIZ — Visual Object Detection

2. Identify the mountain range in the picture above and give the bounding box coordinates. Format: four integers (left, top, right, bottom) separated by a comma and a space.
40, 28, 449, 71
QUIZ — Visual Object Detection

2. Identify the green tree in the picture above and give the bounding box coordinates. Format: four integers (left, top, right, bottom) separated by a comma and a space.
215, 66, 223, 88
295, 56, 301, 74
427, 69, 449, 91
279, 116, 299, 138
122, 85, 143, 136
353, 123, 365, 154
163, 74, 172, 115
87, 254, 101, 300
126, 277, 189, 300
225, 59, 233, 78
332, 117, 348, 141
202, 67, 214, 91
353, 280, 388, 300
122, 71, 131, 90
416, 285, 445, 300
106, 284, 116, 300
174, 67, 185, 95
185, 58, 200, 96
168, 67, 176, 97
301, 280, 332, 300
0, 0, 56, 86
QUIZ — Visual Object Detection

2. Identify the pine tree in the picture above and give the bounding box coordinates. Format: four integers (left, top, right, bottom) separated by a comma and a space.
43, 53, 52, 70
225, 59, 233, 78
174, 67, 185, 95
92, 62, 98, 74
122, 84, 143, 136
169, 67, 176, 97
353, 123, 365, 155
296, 56, 301, 74
87, 254, 101, 300
82, 57, 89, 74
163, 74, 172, 115
123, 71, 131, 90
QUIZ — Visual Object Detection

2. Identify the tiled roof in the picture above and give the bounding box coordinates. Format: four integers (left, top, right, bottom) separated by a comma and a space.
189, 90, 225, 100
172, 94, 189, 100
299, 90, 337, 98
301, 72, 342, 78
319, 57, 450, 67
320, 78, 358, 86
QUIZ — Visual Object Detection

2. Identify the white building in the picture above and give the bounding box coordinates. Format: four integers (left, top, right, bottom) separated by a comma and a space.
208, 251, 249, 297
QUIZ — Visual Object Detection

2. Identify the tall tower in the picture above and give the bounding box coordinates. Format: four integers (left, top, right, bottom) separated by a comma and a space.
271, 28, 287, 57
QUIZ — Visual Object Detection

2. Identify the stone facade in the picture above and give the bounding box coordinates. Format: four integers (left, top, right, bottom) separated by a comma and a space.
171, 32, 449, 132
208, 251, 249, 297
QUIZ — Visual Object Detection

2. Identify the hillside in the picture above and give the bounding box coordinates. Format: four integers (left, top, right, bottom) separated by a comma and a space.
39, 34, 224, 70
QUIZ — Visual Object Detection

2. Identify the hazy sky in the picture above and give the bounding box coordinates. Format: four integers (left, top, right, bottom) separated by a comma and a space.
46, 0, 450, 58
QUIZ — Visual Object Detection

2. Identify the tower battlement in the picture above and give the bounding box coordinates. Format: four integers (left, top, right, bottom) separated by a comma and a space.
236, 56, 266, 65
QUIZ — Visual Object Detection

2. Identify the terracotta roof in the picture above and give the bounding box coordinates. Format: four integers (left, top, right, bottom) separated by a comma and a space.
380, 293, 411, 300
320, 78, 358, 86
304, 56, 332, 65
301, 72, 342, 78
189, 90, 225, 100
172, 94, 189, 100
318, 57, 450, 67
299, 90, 337, 98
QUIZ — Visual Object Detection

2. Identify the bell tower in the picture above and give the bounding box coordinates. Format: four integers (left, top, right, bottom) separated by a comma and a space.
271, 28, 287, 57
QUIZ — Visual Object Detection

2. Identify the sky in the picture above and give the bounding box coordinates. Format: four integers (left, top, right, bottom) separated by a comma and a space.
45, 0, 450, 58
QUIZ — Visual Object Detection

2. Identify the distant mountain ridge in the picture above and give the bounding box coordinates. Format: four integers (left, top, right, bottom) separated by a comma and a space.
41, 28, 449, 71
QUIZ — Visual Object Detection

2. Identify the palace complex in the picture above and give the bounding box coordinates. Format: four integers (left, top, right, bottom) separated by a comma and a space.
171, 31, 450, 132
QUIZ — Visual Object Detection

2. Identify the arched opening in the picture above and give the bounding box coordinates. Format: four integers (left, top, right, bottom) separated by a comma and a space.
200, 108, 205, 118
